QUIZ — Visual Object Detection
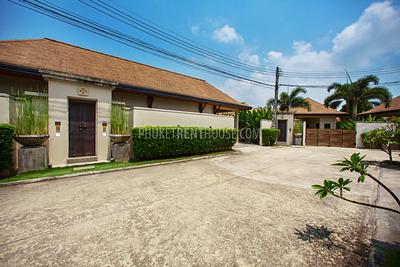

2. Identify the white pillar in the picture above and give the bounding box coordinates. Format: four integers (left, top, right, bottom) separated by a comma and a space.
0, 93, 10, 123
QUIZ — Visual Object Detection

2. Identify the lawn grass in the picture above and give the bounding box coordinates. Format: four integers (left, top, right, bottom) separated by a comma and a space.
0, 150, 233, 184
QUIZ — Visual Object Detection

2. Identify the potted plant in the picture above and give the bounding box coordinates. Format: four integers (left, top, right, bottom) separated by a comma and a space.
13, 91, 49, 147
293, 120, 303, 145
109, 103, 130, 143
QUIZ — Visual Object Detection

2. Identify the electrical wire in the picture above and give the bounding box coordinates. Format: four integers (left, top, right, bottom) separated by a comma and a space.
10, 0, 276, 88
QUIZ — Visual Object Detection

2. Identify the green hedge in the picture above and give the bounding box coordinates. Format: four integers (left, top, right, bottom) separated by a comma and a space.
132, 127, 238, 160
261, 128, 280, 146
0, 124, 15, 170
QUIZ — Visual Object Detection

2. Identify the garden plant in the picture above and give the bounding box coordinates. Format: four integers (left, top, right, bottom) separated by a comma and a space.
312, 153, 400, 215
111, 103, 129, 135
238, 107, 272, 144
13, 90, 48, 135
361, 117, 400, 162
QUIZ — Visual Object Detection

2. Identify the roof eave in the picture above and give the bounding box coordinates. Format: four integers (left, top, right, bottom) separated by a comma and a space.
0, 62, 251, 110
117, 84, 251, 110
359, 108, 400, 115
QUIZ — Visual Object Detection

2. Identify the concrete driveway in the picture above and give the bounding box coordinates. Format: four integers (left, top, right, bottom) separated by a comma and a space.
0, 144, 393, 266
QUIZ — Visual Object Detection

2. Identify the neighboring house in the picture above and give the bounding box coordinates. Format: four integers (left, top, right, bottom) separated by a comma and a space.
276, 98, 347, 144
358, 95, 400, 118
0, 38, 250, 166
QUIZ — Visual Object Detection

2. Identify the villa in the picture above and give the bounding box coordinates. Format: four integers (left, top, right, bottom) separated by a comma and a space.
0, 38, 250, 167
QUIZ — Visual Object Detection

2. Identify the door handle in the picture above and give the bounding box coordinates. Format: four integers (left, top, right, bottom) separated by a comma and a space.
79, 123, 87, 132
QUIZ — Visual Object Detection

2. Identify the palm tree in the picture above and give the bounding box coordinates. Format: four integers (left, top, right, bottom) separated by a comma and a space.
266, 87, 311, 112
324, 75, 392, 119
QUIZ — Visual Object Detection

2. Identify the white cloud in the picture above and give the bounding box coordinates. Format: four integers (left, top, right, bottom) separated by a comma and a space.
212, 24, 243, 43
239, 51, 260, 65
222, 1, 400, 107
191, 25, 200, 35
332, 1, 400, 66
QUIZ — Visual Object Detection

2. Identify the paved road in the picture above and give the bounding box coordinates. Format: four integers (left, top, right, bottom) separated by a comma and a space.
0, 144, 393, 266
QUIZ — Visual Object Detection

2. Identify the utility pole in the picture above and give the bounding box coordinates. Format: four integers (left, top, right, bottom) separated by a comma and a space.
273, 66, 280, 128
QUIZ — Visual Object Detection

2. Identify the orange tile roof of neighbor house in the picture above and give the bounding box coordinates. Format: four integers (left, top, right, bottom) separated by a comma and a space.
290, 97, 348, 115
358, 96, 400, 115
0, 38, 250, 109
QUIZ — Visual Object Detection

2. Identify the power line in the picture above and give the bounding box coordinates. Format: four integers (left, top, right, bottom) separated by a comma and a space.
280, 80, 400, 88
280, 68, 400, 78
281, 64, 400, 75
82, 0, 400, 79
10, 0, 275, 88
84, 0, 277, 74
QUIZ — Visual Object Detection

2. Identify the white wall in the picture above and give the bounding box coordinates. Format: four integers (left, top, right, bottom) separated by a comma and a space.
131, 106, 234, 128
48, 79, 112, 166
302, 116, 337, 129
0, 93, 9, 123
260, 119, 272, 129
355, 122, 391, 148
319, 117, 337, 129
113, 91, 214, 114
277, 113, 294, 145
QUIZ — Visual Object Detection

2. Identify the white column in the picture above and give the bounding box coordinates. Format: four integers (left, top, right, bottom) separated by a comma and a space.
0, 93, 10, 123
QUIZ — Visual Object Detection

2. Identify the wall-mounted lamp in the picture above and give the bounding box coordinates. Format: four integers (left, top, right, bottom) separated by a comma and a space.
55, 121, 61, 136
102, 121, 107, 136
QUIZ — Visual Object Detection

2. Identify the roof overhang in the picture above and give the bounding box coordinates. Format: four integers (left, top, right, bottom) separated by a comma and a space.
0, 62, 251, 110
294, 113, 348, 116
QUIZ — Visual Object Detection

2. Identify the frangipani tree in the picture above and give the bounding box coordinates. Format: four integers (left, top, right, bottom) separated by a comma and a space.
312, 153, 400, 215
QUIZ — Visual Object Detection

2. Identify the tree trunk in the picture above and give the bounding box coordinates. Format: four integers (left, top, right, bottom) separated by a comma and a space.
352, 102, 358, 120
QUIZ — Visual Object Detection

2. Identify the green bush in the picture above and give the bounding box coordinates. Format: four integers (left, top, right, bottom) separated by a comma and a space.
336, 120, 356, 130
261, 128, 280, 146
239, 107, 272, 144
132, 127, 238, 160
361, 129, 387, 149
0, 124, 15, 170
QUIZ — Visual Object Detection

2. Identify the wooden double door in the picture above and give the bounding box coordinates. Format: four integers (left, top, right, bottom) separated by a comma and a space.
277, 120, 287, 142
69, 99, 96, 157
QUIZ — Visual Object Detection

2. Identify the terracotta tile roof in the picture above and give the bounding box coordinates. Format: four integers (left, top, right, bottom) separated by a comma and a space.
358, 96, 400, 115
290, 97, 348, 115
0, 38, 250, 109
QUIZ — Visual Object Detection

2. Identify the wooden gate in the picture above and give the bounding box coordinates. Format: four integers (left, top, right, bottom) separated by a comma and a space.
306, 129, 355, 148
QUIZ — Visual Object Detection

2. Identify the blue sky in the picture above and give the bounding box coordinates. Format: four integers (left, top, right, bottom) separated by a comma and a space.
1, 0, 399, 107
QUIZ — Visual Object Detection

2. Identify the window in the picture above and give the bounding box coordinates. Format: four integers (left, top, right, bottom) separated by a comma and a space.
316, 123, 320, 129
324, 123, 331, 129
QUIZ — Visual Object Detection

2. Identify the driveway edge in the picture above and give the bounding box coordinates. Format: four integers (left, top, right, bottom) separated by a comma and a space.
0, 151, 238, 187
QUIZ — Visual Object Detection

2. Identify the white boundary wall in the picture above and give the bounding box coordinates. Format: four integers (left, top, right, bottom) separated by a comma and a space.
355, 122, 391, 148
131, 106, 234, 128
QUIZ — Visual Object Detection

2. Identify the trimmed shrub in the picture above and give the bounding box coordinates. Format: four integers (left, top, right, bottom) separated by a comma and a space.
336, 120, 356, 130
0, 124, 15, 170
132, 127, 238, 160
261, 128, 280, 146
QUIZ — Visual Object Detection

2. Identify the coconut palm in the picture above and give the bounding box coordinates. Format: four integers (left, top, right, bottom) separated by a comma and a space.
324, 75, 392, 119
266, 87, 311, 112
